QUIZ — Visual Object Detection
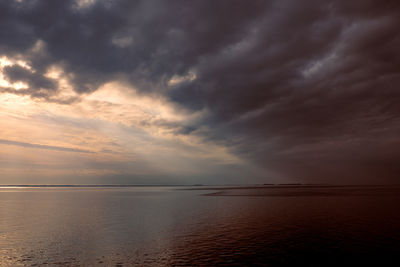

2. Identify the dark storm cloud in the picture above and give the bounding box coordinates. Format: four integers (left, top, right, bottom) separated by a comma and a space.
1, 0, 400, 182
3, 64, 56, 90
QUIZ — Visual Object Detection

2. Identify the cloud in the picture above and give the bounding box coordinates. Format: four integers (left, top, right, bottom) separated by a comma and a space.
0, 138, 94, 153
1, 0, 400, 183
3, 64, 56, 91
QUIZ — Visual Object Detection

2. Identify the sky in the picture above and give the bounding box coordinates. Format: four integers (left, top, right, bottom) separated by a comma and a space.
0, 0, 399, 185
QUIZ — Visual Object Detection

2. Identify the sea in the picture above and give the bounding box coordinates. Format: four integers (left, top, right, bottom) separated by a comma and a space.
0, 185, 399, 266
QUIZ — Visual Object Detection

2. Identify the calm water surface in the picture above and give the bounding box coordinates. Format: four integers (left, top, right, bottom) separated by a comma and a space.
0, 186, 400, 266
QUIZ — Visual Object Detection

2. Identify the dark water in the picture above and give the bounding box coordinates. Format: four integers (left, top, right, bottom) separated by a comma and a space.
0, 186, 400, 266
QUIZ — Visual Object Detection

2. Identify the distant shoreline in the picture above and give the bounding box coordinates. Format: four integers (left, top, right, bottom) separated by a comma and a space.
0, 184, 399, 188
0, 184, 189, 188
